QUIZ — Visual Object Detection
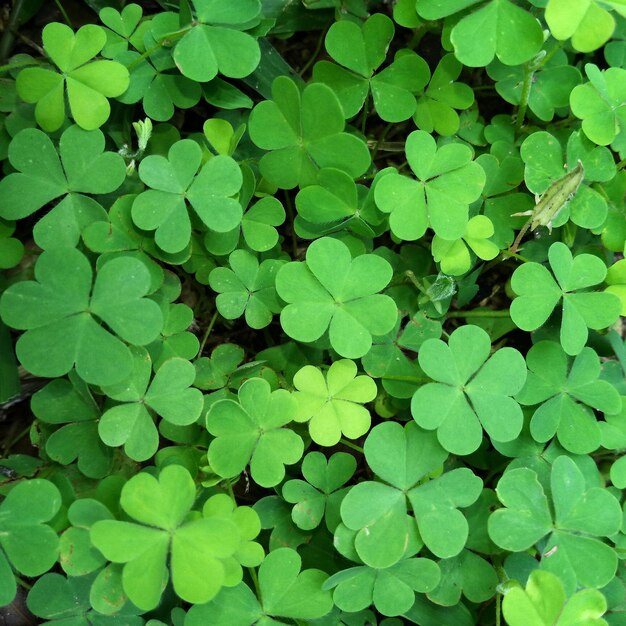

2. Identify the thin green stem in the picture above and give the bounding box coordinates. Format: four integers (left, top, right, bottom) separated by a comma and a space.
361, 93, 369, 137
0, 57, 40, 73
617, 157, 626, 170
197, 310, 218, 357
225, 479, 236, 504
298, 22, 329, 78
340, 438, 364, 454
53, 0, 72, 27
371, 123, 394, 161
248, 567, 262, 603
446, 309, 510, 319
404, 270, 429, 296
514, 62, 534, 135
608, 329, 626, 376
2, 424, 31, 455
0, 0, 26, 63
496, 592, 501, 626
283, 190, 299, 258
381, 375, 430, 384
126, 26, 192, 71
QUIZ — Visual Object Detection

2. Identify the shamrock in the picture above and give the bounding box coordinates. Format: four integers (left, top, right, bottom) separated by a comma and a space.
0, 126, 126, 249
414, 55, 474, 137
487, 53, 582, 123
411, 325, 527, 455
32, 373, 112, 479
340, 422, 482, 567
185, 548, 334, 625
147, 302, 200, 369
431, 215, 500, 276
570, 64, 626, 146
131, 139, 243, 253
488, 455, 622, 592
509, 241, 622, 355
374, 130, 485, 241
520, 130, 615, 229
205, 377, 304, 487
292, 360, 377, 446
194, 343, 245, 391
26, 572, 144, 626
312, 14, 430, 121
515, 341, 621, 454
248, 76, 371, 189
209, 250, 284, 330
91, 465, 262, 609
275, 237, 397, 359
16, 23, 129, 131
606, 258, 626, 315
150, 0, 262, 83
502, 570, 609, 626
98, 349, 204, 461
416, 0, 543, 68
324, 557, 441, 617
99, 4, 150, 58
295, 168, 385, 240
0, 248, 163, 386
282, 451, 356, 531
116, 46, 201, 122
545, 0, 621, 52
0, 479, 61, 606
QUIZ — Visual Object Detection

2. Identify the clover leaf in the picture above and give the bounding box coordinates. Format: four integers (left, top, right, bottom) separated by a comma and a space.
147, 302, 200, 370
194, 343, 244, 390
0, 125, 126, 249
151, 0, 262, 83
411, 325, 527, 455
209, 250, 284, 330
0, 479, 61, 606
99, 349, 203, 461
0, 248, 163, 385
99, 3, 149, 58
510, 242, 622, 355
312, 14, 429, 121
488, 455, 622, 592
520, 130, 615, 229
283, 451, 356, 531
414, 55, 474, 136
16, 23, 129, 131
0, 219, 24, 269
295, 168, 385, 240
374, 130, 485, 241
503, 569, 608, 626
340, 421, 482, 566
487, 53, 582, 123
545, 0, 620, 52
440, 0, 544, 68
206, 377, 303, 487
131, 139, 243, 253
515, 341, 621, 454
248, 76, 371, 189
116, 46, 202, 123
26, 572, 144, 626
570, 64, 626, 146
185, 548, 334, 625
91, 465, 254, 609
292, 360, 377, 446
324, 557, 441, 617
32, 372, 112, 479
275, 237, 397, 358
431, 215, 500, 276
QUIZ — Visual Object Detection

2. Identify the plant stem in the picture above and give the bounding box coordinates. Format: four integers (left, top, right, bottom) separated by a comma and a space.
126, 26, 192, 71
446, 309, 510, 318
514, 62, 534, 135
361, 94, 369, 137
298, 22, 329, 78
283, 190, 299, 258
617, 157, 626, 170
381, 374, 430, 384
248, 567, 262, 603
404, 270, 429, 296
340, 438, 364, 453
495, 592, 501, 626
0, 57, 39, 74
197, 310, 218, 357
0, 0, 26, 63
53, 0, 72, 27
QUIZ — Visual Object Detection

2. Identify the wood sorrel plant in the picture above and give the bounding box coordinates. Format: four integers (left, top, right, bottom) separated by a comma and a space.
0, 0, 626, 624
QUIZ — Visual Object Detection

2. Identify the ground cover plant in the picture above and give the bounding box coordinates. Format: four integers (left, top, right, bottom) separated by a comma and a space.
2, 0, 626, 624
